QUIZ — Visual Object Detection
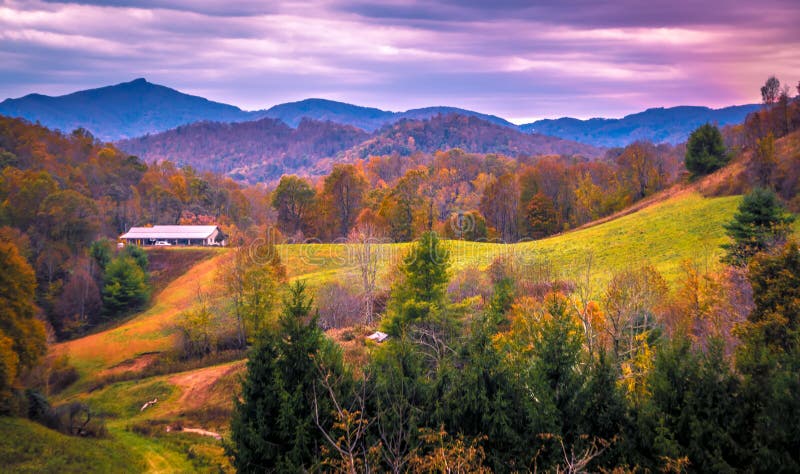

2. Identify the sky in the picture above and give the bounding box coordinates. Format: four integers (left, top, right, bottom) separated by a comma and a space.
1, 0, 799, 123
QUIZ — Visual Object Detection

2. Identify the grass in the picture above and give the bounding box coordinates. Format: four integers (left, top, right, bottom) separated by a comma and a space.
0, 417, 146, 473
515, 191, 742, 286
52, 250, 234, 386
147, 247, 222, 295
278, 192, 744, 292
46, 361, 244, 473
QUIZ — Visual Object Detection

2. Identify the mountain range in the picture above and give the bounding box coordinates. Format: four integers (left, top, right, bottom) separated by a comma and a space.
0, 78, 515, 141
522, 104, 761, 148
0, 78, 759, 148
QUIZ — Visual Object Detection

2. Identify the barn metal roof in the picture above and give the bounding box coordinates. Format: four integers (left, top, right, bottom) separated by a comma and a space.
120, 225, 219, 240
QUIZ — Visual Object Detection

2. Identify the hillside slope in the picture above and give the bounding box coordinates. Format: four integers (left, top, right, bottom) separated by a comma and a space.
261, 99, 518, 131
117, 112, 601, 182
32, 188, 746, 474
117, 117, 371, 181
52, 188, 741, 385
52, 249, 229, 381
346, 113, 602, 160
278, 192, 741, 291
0, 417, 146, 473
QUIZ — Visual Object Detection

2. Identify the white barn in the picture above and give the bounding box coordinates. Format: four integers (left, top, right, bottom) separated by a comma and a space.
119, 225, 226, 247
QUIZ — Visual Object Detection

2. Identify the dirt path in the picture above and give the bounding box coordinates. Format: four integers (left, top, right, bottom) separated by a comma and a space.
172, 427, 222, 440
168, 360, 245, 410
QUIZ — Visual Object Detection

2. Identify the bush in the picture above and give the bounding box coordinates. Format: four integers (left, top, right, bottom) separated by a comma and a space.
25, 391, 108, 438
447, 267, 491, 304
128, 419, 169, 437
316, 281, 363, 328
47, 355, 80, 394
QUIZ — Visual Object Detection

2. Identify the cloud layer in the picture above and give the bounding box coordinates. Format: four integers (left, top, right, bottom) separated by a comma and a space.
1, 0, 799, 121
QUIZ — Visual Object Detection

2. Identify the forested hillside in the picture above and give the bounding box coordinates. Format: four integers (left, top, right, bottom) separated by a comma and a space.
117, 117, 371, 182
347, 113, 602, 159
0, 115, 264, 339
118, 113, 601, 182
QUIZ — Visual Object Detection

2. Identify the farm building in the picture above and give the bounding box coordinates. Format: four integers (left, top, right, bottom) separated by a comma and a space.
119, 225, 226, 247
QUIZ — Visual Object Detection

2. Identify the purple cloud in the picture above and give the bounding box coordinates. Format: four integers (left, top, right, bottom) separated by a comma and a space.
1, 0, 799, 121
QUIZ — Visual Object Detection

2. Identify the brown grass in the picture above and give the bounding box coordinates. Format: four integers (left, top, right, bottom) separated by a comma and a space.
97, 352, 161, 378
52, 250, 234, 383
146, 247, 220, 294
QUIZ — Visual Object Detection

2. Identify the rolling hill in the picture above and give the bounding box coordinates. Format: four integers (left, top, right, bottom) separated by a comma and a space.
117, 112, 601, 182
346, 113, 602, 160
521, 104, 760, 147
260, 98, 517, 131
116, 117, 371, 181
46, 143, 800, 471
53, 190, 742, 388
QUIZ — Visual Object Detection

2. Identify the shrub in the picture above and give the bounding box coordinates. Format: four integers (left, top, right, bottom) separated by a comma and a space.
102, 255, 151, 317
316, 281, 363, 329
26, 391, 108, 438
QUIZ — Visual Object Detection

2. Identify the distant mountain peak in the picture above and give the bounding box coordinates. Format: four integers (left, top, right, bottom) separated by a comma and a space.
0, 77, 253, 140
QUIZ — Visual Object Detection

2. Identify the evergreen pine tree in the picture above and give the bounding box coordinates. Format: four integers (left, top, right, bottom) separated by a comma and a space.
229, 281, 344, 472
685, 124, 728, 177
101, 255, 150, 316
383, 231, 450, 336
641, 338, 744, 472
734, 242, 800, 472
722, 188, 794, 266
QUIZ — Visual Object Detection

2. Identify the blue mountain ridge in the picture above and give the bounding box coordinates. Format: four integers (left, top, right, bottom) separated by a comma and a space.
0, 78, 759, 146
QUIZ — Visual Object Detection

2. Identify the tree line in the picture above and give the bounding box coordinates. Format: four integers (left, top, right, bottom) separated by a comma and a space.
270, 143, 685, 244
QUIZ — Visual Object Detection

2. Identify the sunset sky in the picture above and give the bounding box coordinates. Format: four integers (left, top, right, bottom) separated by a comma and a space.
1, 0, 798, 122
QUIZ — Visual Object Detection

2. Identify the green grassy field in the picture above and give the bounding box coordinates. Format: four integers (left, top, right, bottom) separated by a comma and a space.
0, 417, 147, 473
28, 361, 244, 474
279, 192, 744, 291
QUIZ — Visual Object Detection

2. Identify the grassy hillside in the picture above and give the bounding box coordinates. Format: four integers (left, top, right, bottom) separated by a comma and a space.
52, 248, 230, 383
280, 191, 743, 291
0, 417, 146, 473
19, 361, 244, 474
52, 191, 744, 387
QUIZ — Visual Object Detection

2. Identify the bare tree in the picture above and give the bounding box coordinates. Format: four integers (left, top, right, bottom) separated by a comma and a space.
221, 242, 248, 348
603, 265, 668, 361
555, 435, 612, 474
409, 323, 457, 375
570, 252, 598, 357
348, 217, 385, 325
313, 363, 376, 473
